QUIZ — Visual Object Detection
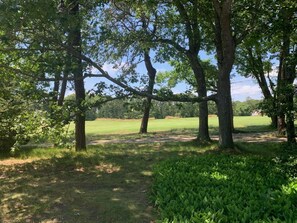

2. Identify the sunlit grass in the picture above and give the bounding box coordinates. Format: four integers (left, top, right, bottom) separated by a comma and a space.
68, 116, 272, 137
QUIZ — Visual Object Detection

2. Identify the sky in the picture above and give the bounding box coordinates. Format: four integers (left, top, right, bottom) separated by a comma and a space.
83, 61, 264, 102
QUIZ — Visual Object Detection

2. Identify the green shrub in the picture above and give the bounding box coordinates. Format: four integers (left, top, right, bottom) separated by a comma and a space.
152, 154, 297, 223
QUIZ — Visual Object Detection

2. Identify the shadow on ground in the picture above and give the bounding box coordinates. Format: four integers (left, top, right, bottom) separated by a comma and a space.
0, 141, 207, 223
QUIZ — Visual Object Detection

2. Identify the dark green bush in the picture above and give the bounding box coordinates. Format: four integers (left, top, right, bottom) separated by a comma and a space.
152, 154, 297, 223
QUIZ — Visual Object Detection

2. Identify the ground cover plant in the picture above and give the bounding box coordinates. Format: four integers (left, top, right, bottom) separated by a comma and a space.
152, 148, 297, 222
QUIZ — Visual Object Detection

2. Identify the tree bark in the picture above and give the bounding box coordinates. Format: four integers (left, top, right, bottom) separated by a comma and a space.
69, 1, 86, 151
213, 0, 235, 149
277, 7, 296, 144
139, 51, 156, 134
58, 67, 69, 106
188, 54, 210, 142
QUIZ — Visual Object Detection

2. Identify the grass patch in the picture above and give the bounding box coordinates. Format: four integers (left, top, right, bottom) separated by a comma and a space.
0, 141, 214, 223
72, 116, 272, 138
152, 152, 297, 222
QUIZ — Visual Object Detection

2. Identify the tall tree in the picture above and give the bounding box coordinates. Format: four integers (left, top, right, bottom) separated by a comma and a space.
148, 0, 212, 141
212, 0, 235, 148
236, 39, 278, 128
67, 0, 86, 150
100, 2, 158, 134
275, 1, 297, 143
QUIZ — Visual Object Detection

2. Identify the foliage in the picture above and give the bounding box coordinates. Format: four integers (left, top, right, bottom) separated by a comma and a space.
0, 75, 73, 153
152, 154, 297, 222
233, 98, 261, 116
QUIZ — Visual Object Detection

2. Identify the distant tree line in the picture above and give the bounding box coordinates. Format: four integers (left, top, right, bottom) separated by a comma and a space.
82, 96, 261, 120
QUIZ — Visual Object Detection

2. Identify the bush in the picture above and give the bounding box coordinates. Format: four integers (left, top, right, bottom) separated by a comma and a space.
152, 154, 297, 222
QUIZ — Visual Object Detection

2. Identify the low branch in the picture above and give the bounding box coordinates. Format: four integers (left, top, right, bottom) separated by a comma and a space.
68, 47, 217, 103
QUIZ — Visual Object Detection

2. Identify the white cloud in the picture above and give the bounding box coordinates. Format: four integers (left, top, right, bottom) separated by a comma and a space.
231, 83, 262, 101
102, 63, 119, 74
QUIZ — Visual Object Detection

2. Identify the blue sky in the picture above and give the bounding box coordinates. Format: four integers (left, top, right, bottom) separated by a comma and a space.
84, 61, 264, 102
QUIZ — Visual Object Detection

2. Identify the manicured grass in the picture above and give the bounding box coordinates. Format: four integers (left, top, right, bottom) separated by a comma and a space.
81, 116, 272, 137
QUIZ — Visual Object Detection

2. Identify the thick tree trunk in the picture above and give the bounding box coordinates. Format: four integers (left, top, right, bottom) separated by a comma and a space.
69, 1, 86, 151
213, 0, 235, 149
139, 51, 156, 134
198, 101, 210, 141
271, 116, 278, 129
217, 73, 234, 148
277, 8, 296, 144
286, 97, 295, 143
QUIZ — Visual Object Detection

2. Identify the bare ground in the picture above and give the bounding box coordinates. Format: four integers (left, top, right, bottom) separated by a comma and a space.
0, 132, 286, 167
90, 131, 287, 145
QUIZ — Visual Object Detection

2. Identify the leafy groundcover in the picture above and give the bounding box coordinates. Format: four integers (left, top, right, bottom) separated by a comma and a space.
152, 154, 297, 223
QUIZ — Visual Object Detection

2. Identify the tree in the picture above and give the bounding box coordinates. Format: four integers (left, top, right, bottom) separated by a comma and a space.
211, 0, 236, 148
66, 0, 86, 151
274, 1, 297, 143
147, 0, 214, 141
236, 38, 278, 127
235, 0, 297, 142
210, 0, 268, 148
93, 1, 159, 134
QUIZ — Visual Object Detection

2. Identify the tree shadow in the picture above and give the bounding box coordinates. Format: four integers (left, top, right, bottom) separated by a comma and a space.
0, 142, 206, 223
152, 153, 297, 222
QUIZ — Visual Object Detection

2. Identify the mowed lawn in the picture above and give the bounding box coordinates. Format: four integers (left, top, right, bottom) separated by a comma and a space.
83, 116, 271, 136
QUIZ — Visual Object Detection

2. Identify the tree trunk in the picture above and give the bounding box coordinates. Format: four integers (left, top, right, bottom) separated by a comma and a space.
139, 51, 156, 134
217, 72, 234, 148
69, 1, 86, 151
58, 69, 68, 106
139, 97, 152, 134
248, 47, 277, 129
213, 0, 235, 149
52, 74, 60, 102
277, 7, 296, 144
188, 54, 210, 142
271, 116, 278, 129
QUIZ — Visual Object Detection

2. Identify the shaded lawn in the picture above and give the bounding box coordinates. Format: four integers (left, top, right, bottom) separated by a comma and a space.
0, 141, 214, 223
0, 137, 294, 222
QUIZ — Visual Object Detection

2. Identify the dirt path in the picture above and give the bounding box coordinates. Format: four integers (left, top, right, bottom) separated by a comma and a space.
90, 132, 287, 145
0, 132, 286, 166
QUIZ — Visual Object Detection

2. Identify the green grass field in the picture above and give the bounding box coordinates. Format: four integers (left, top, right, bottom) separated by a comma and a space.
82, 116, 272, 136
